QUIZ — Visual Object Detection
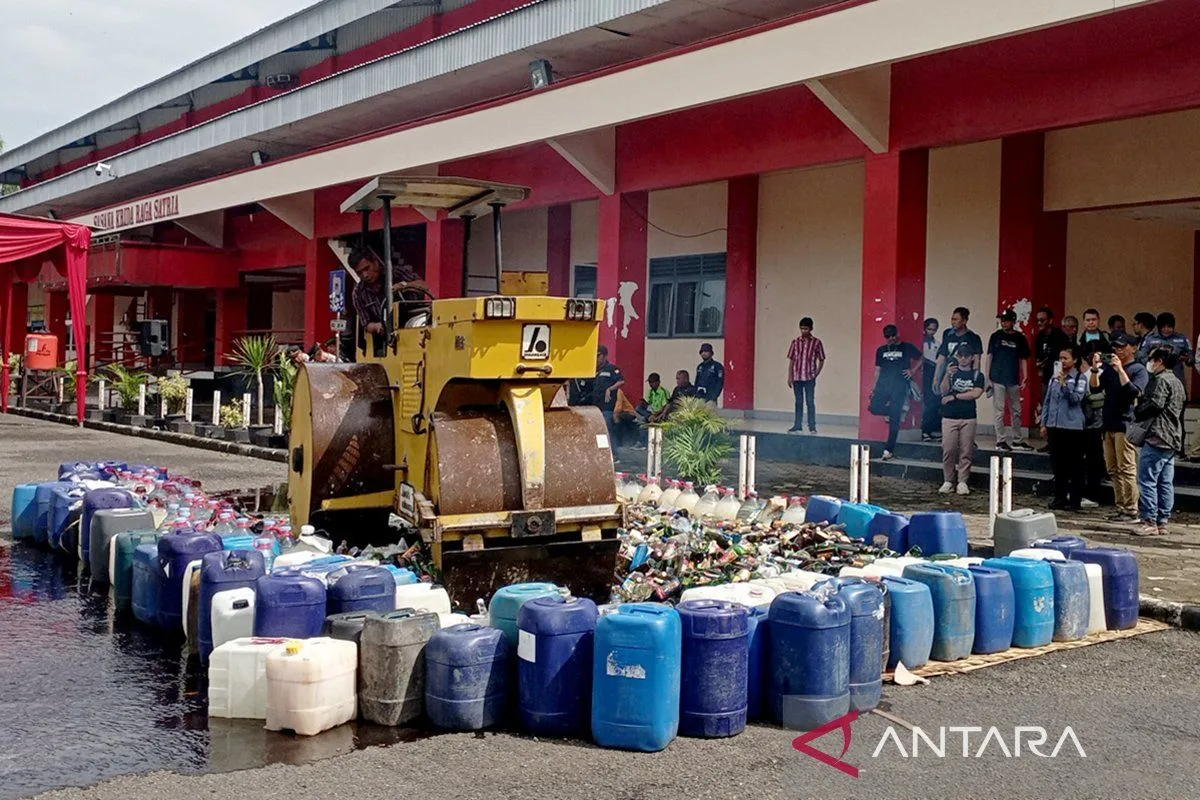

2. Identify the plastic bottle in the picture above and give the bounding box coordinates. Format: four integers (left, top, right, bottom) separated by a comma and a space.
637, 476, 663, 506
657, 480, 682, 512
692, 486, 721, 519
755, 495, 787, 526
213, 511, 236, 536
675, 482, 700, 514
254, 532, 277, 571
735, 490, 763, 522
714, 488, 742, 521
781, 496, 807, 525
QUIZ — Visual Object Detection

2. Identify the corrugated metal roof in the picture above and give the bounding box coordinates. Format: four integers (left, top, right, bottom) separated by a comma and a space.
0, 0, 672, 214
0, 0, 406, 174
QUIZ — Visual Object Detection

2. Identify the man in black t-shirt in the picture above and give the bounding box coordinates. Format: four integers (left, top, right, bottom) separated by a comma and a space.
870, 325, 922, 461
934, 306, 984, 387
939, 342, 986, 495
985, 310, 1032, 452
592, 345, 625, 450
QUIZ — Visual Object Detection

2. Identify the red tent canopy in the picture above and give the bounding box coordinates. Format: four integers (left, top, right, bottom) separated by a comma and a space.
0, 211, 91, 424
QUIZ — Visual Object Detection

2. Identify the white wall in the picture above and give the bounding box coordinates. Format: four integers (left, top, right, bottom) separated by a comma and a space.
467, 206, 549, 279
925, 141, 1001, 420
757, 162, 865, 418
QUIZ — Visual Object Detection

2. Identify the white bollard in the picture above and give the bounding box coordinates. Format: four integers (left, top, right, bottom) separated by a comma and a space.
738, 435, 749, 501
212, 390, 221, 426
989, 455, 1001, 523
97, 379, 106, 411
1001, 456, 1013, 514
184, 386, 193, 423
274, 405, 284, 436
57, 377, 65, 404
159, 391, 167, 419
850, 445, 861, 503
647, 427, 663, 479
747, 435, 757, 499
242, 393, 251, 428
858, 444, 870, 504
137, 384, 146, 417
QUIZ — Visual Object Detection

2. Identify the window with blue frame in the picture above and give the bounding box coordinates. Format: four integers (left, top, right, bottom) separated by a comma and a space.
646, 253, 725, 338
572, 264, 597, 298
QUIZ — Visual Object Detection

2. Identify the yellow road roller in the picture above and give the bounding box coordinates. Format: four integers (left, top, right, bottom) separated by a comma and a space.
287, 176, 623, 606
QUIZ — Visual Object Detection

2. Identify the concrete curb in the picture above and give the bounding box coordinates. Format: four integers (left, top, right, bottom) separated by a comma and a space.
1139, 594, 1200, 631
6, 407, 287, 464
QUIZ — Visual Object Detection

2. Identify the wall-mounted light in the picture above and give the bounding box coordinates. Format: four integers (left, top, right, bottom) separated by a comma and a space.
529, 59, 553, 90
251, 150, 271, 167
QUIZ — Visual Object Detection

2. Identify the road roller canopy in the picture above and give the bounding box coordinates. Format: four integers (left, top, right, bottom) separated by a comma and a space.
339, 176, 531, 217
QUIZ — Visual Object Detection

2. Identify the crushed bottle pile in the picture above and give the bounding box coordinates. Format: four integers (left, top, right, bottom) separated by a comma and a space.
611, 488, 900, 604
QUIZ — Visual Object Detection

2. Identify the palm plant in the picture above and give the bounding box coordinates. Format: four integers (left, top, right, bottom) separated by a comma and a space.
657, 396, 733, 486
228, 335, 278, 426
105, 364, 147, 412
273, 350, 298, 430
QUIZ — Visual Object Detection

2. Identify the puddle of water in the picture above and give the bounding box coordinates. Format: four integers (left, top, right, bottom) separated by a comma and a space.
0, 540, 433, 800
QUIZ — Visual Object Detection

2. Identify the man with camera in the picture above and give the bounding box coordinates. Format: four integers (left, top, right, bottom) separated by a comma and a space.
1089, 332, 1150, 523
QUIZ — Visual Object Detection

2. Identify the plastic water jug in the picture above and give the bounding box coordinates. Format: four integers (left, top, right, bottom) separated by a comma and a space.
1032, 536, 1089, 559
736, 492, 767, 523
943, 557, 983, 568
908, 512, 969, 557
426, 623, 511, 731
80, 488, 135, 565
781, 496, 807, 525
868, 512, 910, 552
132, 543, 165, 627
714, 489, 742, 521
272, 550, 322, 572
675, 483, 700, 514
254, 573, 327, 638
395, 582, 452, 615
199, 549, 266, 662
1010, 547, 1065, 562
33, 481, 73, 545
902, 563, 975, 661
746, 607, 769, 721
360, 609, 440, 726
50, 485, 83, 553
677, 599, 748, 738
768, 589, 850, 730
112, 531, 161, 611
158, 532, 222, 632
817, 579, 885, 712
325, 611, 380, 647
383, 564, 419, 586
517, 595, 599, 737
1047, 560, 1090, 642
265, 638, 358, 736
657, 480, 682, 511
439, 612, 471, 627
992, 509, 1058, 556
966, 565, 1015, 654
837, 503, 885, 541
328, 565, 397, 615
211, 588, 257, 650
680, 583, 776, 609
208, 636, 290, 719
982, 557, 1055, 647
1080, 563, 1107, 633
88, 509, 153, 582
637, 476, 663, 505
776, 570, 827, 592
880, 576, 934, 669
805, 496, 842, 525
692, 486, 721, 519
869, 556, 927, 578
592, 603, 681, 751
1071, 548, 1139, 630
489, 582, 560, 647
11, 483, 38, 540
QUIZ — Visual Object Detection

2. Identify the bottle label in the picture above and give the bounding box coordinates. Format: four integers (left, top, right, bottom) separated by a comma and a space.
517, 630, 537, 662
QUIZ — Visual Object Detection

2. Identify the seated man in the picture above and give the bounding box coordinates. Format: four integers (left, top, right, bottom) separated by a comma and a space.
636, 372, 670, 422
350, 246, 431, 353
653, 369, 697, 421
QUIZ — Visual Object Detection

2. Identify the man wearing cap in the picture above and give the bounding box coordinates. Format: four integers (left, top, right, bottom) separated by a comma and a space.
985, 309, 1032, 452
1091, 331, 1150, 522
694, 343, 725, 403
592, 345, 626, 449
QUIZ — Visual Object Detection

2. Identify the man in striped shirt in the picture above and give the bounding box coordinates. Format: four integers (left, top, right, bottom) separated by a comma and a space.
787, 317, 826, 433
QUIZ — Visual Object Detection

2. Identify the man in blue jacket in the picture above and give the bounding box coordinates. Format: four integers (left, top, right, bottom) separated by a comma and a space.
694, 343, 725, 403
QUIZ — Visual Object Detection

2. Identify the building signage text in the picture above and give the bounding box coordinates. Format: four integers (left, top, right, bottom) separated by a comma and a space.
92, 193, 181, 230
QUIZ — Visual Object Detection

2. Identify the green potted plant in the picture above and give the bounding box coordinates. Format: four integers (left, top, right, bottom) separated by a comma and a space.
253, 351, 298, 449
157, 373, 188, 417
657, 396, 733, 486
228, 334, 277, 428
105, 364, 149, 425
219, 399, 250, 443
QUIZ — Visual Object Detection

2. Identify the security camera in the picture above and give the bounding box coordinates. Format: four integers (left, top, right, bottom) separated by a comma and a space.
95, 162, 113, 177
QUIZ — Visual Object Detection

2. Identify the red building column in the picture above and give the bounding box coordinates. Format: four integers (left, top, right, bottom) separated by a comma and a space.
47, 290, 69, 364
92, 293, 115, 365
998, 133, 1067, 424
6, 281, 28, 355
215, 289, 247, 364
424, 218, 465, 300
176, 291, 208, 366
304, 238, 341, 347
859, 150, 929, 440
546, 204, 572, 297
597, 191, 649, 399
724, 176, 758, 410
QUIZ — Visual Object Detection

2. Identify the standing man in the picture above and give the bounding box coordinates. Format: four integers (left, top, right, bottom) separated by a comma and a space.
592, 345, 625, 450
787, 317, 825, 434
694, 343, 725, 403
1131, 311, 1158, 358
939, 342, 986, 495
870, 324, 922, 461
984, 310, 1032, 451
1092, 332, 1150, 523
934, 307, 984, 388
1140, 312, 1192, 382
921, 318, 942, 442
1108, 314, 1126, 338
1077, 308, 1111, 362
1034, 307, 1072, 389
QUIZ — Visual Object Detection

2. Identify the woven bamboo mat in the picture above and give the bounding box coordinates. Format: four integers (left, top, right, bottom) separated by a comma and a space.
885, 617, 1170, 681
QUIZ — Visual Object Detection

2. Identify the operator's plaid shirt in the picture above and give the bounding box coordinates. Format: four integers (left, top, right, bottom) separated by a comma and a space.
787, 335, 826, 382
351, 261, 420, 326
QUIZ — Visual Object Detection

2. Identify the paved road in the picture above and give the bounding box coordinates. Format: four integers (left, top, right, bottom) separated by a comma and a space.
3, 416, 1199, 800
